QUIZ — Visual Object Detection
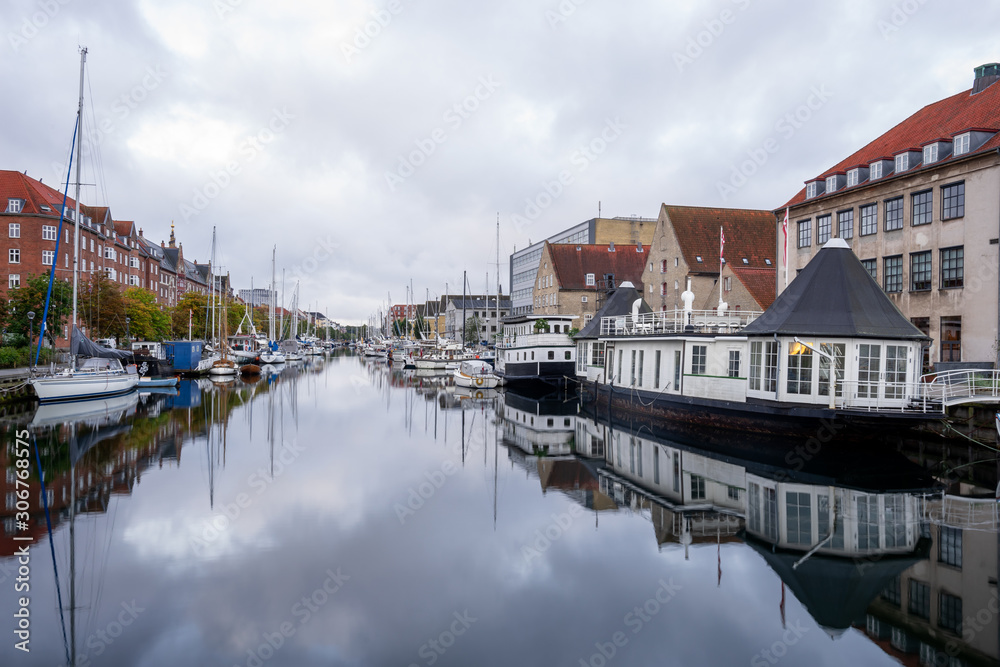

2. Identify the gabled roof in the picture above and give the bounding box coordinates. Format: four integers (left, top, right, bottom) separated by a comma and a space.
80, 205, 111, 227
730, 266, 777, 310
781, 77, 1000, 209
0, 170, 78, 215
575, 282, 650, 339
548, 242, 647, 290
113, 220, 135, 237
663, 205, 775, 274
741, 239, 928, 340
448, 298, 510, 309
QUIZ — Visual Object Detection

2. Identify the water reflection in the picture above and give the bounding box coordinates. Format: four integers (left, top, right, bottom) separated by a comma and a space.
0, 353, 995, 667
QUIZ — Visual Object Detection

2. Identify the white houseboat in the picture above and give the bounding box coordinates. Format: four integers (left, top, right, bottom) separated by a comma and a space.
495, 314, 578, 388
576, 239, 997, 435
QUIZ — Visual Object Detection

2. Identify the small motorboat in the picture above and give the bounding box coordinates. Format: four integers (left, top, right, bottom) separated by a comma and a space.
138, 376, 179, 388
241, 364, 261, 376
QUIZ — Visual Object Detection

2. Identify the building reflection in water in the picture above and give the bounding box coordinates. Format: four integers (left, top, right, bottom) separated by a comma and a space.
495, 387, 999, 667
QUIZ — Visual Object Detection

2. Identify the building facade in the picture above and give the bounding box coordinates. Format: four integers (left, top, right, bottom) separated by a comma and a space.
510, 216, 657, 315
778, 64, 1000, 370
533, 241, 648, 330
640, 204, 777, 314
444, 296, 510, 343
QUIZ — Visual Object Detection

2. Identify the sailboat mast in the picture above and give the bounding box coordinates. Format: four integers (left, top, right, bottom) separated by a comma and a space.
210, 226, 216, 346
70, 47, 87, 361
269, 246, 276, 341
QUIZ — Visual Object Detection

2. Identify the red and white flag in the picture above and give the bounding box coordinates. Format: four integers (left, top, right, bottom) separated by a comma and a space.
781, 208, 789, 264
720, 226, 725, 261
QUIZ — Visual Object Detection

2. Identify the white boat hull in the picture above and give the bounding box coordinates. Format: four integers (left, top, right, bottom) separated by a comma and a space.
30, 372, 139, 402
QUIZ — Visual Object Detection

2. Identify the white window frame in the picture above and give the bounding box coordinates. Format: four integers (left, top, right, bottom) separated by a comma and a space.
895, 153, 908, 173
581, 295, 588, 303
41, 225, 57, 241
825, 175, 838, 193
9, 248, 20, 264
585, 273, 595, 286
8, 274, 20, 289
870, 161, 883, 180
7, 198, 22, 214
923, 143, 938, 164
42, 250, 55, 266
847, 169, 859, 187
8, 223, 20, 238
806, 182, 817, 199
953, 133, 970, 156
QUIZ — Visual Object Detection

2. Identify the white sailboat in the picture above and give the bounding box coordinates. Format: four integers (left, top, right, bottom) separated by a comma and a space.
28, 48, 139, 403
260, 246, 286, 365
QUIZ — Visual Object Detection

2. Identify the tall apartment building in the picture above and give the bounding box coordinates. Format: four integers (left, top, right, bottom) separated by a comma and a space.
509, 216, 656, 315
778, 64, 1000, 371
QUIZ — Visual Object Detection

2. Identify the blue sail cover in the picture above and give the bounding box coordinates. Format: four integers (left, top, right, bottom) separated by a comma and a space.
70, 326, 134, 360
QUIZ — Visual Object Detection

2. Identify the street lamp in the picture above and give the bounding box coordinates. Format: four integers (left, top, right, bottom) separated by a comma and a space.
125, 316, 131, 345
26, 311, 35, 367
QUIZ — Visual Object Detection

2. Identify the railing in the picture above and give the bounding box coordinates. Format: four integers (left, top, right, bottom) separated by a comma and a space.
924, 494, 1000, 532
919, 368, 1000, 406
497, 332, 573, 349
599, 309, 763, 336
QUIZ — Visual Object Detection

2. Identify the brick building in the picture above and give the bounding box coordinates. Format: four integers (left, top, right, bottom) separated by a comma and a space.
778, 63, 1000, 370
640, 204, 777, 313
533, 241, 648, 329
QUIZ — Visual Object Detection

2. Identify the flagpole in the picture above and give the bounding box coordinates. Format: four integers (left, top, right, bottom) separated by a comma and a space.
782, 208, 789, 289
718, 225, 724, 308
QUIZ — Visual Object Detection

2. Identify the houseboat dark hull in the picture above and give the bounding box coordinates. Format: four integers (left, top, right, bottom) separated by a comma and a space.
581, 380, 940, 439
496, 360, 577, 389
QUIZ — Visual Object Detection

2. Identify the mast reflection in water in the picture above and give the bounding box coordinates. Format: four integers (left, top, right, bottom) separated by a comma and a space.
0, 353, 996, 667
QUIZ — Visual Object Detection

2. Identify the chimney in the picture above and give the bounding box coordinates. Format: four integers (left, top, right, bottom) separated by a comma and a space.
608, 242, 615, 252
972, 63, 1000, 94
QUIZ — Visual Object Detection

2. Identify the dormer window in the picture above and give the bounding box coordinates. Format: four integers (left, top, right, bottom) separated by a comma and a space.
923, 144, 938, 164
6, 198, 22, 214
585, 273, 595, 286
846, 167, 868, 187
870, 161, 883, 180
954, 132, 971, 156
894, 152, 915, 173
825, 175, 838, 193
805, 181, 825, 199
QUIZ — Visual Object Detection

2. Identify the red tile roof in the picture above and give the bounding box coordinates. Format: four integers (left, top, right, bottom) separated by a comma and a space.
0, 170, 77, 215
780, 79, 1000, 209
548, 242, 648, 290
114, 220, 135, 237
731, 266, 776, 310
664, 205, 776, 273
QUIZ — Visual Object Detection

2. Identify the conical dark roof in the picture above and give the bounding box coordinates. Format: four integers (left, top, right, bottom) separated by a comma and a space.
575, 282, 650, 339
742, 239, 928, 340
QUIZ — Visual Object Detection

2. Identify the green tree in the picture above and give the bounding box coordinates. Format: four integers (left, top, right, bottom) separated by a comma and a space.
6, 272, 74, 345
392, 318, 407, 337
464, 315, 483, 344
124, 287, 170, 341
171, 292, 209, 339
79, 273, 127, 341
533, 318, 549, 333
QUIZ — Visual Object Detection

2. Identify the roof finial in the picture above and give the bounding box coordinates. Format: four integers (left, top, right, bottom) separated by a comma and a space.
168, 220, 176, 248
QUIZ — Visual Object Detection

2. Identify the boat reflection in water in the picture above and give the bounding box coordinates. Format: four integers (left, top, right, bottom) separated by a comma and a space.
498, 387, 999, 666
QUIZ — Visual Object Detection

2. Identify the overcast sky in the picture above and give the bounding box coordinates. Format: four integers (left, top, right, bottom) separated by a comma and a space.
3, 0, 998, 324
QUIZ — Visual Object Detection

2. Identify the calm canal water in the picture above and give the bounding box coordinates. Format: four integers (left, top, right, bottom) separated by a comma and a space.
2, 353, 998, 667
